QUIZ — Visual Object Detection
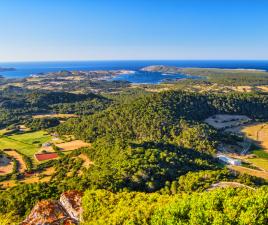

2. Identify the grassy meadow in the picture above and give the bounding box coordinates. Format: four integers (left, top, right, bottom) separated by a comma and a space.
0, 131, 51, 157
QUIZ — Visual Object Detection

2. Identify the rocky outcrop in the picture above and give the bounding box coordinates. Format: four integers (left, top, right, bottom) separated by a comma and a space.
21, 190, 83, 225
60, 190, 83, 221
20, 200, 76, 225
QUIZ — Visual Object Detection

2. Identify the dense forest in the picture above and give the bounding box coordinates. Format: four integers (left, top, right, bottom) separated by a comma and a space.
1, 88, 268, 224
0, 87, 111, 128
56, 91, 268, 142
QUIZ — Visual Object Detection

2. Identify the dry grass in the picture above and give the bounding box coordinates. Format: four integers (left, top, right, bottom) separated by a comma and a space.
241, 122, 268, 152
256, 85, 268, 92
22, 175, 51, 184
4, 150, 27, 173
57, 140, 91, 151
246, 158, 268, 171
0, 164, 13, 175
33, 114, 78, 119
0, 166, 56, 188
205, 114, 250, 129
229, 165, 268, 180
233, 86, 252, 93
207, 181, 254, 191
78, 154, 93, 168
0, 180, 17, 188
42, 140, 91, 152
43, 167, 56, 175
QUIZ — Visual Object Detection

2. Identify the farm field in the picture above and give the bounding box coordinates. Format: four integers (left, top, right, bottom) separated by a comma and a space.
226, 122, 268, 175
0, 131, 51, 157
35, 153, 58, 161
4, 150, 27, 173
41, 140, 91, 152
246, 158, 268, 171
0, 167, 55, 188
241, 122, 268, 151
0, 157, 13, 175
32, 113, 78, 119
229, 165, 268, 180
0, 129, 8, 135
204, 114, 251, 130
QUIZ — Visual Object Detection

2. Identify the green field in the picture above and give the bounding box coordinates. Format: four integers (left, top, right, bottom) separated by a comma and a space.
0, 131, 51, 157
252, 149, 268, 159
247, 158, 268, 171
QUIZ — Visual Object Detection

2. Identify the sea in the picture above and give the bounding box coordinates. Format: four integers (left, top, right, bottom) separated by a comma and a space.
0, 60, 268, 84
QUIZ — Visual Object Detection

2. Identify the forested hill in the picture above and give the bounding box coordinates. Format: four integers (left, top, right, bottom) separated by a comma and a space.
0, 88, 111, 128
142, 65, 268, 85
56, 90, 268, 142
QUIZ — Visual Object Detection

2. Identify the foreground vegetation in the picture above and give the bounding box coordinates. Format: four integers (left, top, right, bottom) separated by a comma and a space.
82, 187, 268, 225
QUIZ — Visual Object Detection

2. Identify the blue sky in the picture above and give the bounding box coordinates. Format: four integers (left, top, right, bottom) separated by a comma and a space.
0, 0, 268, 61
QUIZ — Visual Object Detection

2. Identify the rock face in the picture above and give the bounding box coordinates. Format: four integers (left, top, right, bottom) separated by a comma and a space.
20, 200, 76, 225
21, 190, 83, 225
60, 190, 83, 221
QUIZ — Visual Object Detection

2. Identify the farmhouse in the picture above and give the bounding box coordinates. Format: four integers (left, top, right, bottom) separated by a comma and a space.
217, 154, 242, 166
42, 142, 52, 147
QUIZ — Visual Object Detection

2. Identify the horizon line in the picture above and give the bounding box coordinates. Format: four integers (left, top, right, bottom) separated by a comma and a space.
1, 59, 268, 63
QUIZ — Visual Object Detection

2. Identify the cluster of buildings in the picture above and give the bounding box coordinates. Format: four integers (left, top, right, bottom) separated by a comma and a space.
217, 154, 242, 166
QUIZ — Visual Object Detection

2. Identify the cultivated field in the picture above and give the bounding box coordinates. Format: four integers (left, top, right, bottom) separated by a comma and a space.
41, 140, 91, 152
246, 158, 268, 171
229, 165, 268, 180
0, 131, 51, 157
208, 181, 254, 191
35, 153, 59, 161
4, 150, 27, 173
205, 114, 251, 129
241, 123, 268, 152
0, 155, 13, 175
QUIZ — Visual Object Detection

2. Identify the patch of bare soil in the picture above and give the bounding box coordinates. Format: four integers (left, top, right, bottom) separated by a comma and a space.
205, 114, 251, 129
4, 150, 27, 173
0, 155, 13, 175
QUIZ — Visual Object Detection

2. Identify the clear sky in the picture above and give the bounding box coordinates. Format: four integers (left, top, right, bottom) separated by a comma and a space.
0, 0, 268, 61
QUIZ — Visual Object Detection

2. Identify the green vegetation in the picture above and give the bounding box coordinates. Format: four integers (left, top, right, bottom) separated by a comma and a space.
25, 117, 60, 130
1, 81, 268, 224
143, 66, 268, 85
0, 88, 111, 128
182, 68, 268, 85
247, 158, 268, 171
82, 188, 268, 225
57, 91, 268, 143
252, 149, 268, 159
0, 130, 51, 157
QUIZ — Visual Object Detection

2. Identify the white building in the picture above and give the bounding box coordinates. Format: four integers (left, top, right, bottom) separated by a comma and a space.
42, 142, 52, 147
217, 154, 242, 166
